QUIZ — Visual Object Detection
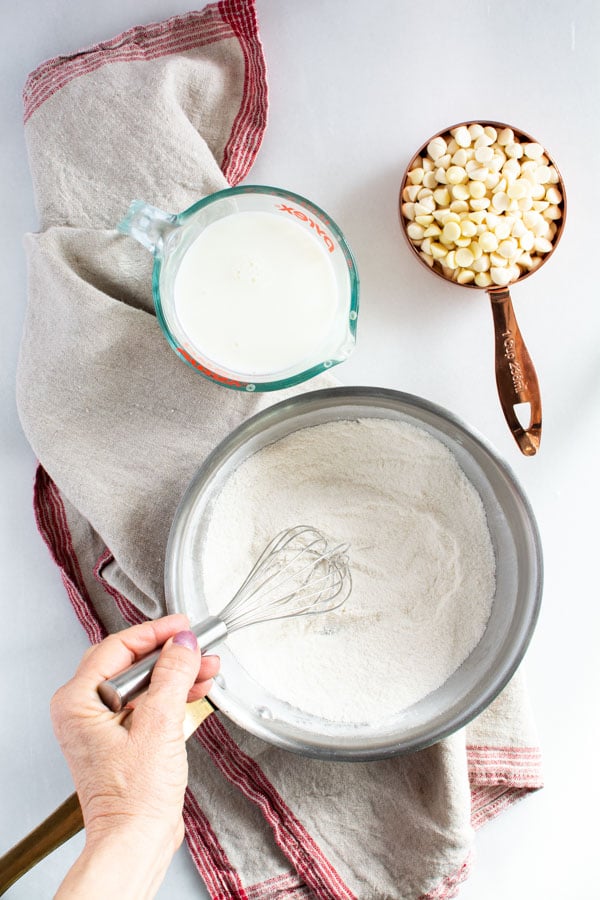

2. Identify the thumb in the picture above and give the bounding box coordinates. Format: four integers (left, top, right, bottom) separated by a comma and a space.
132, 631, 201, 735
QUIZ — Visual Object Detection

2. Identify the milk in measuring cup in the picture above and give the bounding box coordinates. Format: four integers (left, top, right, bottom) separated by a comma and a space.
173, 211, 338, 375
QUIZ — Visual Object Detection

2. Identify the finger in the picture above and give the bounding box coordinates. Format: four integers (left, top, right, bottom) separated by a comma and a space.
187, 679, 215, 702
132, 631, 201, 735
194, 655, 220, 684
75, 615, 190, 684
122, 656, 219, 712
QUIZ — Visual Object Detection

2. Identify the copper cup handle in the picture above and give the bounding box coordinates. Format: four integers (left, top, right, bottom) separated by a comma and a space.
488, 288, 541, 456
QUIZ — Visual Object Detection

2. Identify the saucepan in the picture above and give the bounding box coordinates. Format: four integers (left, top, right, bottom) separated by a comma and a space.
0, 387, 542, 891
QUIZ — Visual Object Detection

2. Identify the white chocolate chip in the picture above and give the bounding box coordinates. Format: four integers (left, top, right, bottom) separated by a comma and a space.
430, 242, 448, 259
405, 184, 422, 201
498, 238, 518, 258
469, 210, 487, 224
468, 123, 485, 140
456, 268, 475, 284
472, 254, 491, 272
497, 128, 514, 146
450, 200, 470, 213
490, 266, 512, 286
407, 222, 425, 240
492, 192, 509, 212
545, 186, 562, 204
475, 146, 494, 164
408, 167, 424, 185
442, 221, 462, 243
517, 196, 533, 211
505, 142, 524, 159
534, 236, 553, 253
446, 165, 468, 185
534, 165, 552, 184
427, 136, 448, 161
451, 148, 469, 167
519, 231, 535, 251
453, 126, 472, 148
417, 195, 436, 213
479, 231, 499, 253
453, 185, 471, 203
494, 218, 513, 240
475, 271, 493, 287
511, 219, 527, 238
461, 220, 477, 238
475, 133, 494, 149
490, 252, 508, 267
433, 187, 451, 206
523, 142, 544, 160
455, 247, 475, 267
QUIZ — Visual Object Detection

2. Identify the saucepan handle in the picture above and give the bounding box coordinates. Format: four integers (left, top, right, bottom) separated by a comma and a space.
488, 288, 542, 456
0, 699, 215, 895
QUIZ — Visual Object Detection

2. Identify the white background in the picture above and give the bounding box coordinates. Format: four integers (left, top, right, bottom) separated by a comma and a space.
1, 1, 599, 897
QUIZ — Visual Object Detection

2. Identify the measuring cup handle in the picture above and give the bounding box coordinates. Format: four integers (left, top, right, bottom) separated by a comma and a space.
116, 200, 178, 254
488, 288, 541, 456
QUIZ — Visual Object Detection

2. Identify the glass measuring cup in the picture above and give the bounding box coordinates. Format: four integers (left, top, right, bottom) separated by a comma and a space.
399, 121, 566, 456
118, 186, 359, 392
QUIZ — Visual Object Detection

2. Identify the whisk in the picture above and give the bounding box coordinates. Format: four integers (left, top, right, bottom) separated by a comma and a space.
98, 525, 352, 712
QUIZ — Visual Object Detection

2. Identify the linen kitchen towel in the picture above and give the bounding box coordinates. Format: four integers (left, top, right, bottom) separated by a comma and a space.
17, 3, 543, 897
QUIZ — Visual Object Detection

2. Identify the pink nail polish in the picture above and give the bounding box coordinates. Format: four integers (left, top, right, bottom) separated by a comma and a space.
173, 630, 198, 651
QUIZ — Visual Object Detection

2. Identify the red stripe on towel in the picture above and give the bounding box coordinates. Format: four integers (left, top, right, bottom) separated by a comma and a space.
219, 0, 268, 185
184, 787, 249, 899
245, 871, 313, 899
195, 715, 356, 900
467, 744, 543, 828
23, 4, 235, 122
418, 852, 473, 900
33, 465, 106, 645
93, 548, 147, 626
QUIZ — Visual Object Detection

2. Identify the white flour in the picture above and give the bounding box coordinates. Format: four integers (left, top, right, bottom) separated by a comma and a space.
202, 418, 495, 724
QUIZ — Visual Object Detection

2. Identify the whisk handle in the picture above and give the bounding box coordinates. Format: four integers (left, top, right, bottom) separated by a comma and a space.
98, 616, 227, 712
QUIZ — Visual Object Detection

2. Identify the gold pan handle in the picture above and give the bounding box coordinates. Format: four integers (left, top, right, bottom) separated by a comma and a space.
0, 698, 214, 896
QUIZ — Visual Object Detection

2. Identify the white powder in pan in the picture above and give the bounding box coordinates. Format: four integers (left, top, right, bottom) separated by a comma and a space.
202, 418, 495, 724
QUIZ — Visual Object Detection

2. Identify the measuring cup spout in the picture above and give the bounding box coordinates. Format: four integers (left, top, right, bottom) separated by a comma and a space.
117, 200, 178, 255
488, 288, 542, 456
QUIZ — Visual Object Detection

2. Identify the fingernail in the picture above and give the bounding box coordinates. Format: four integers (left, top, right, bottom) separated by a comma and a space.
172, 630, 198, 652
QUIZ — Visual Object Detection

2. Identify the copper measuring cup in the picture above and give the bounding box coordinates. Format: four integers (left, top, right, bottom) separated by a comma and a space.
399, 121, 567, 456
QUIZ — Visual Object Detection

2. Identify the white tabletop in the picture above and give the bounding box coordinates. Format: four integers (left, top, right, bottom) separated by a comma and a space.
2, 1, 599, 897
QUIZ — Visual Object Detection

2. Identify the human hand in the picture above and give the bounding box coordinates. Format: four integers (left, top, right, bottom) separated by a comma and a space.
50, 614, 220, 899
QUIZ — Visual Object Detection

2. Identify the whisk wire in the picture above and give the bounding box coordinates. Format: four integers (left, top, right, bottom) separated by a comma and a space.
219, 525, 351, 633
